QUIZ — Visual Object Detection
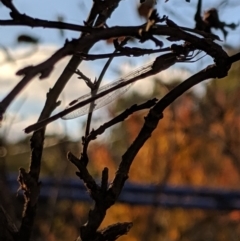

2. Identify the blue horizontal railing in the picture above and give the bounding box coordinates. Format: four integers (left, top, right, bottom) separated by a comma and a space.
7, 173, 240, 210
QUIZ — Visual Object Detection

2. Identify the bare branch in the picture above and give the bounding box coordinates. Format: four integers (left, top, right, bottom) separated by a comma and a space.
79, 46, 170, 60
0, 17, 92, 33
84, 98, 158, 145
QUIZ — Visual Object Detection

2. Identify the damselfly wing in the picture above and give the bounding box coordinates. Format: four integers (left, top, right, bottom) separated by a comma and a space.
62, 61, 154, 119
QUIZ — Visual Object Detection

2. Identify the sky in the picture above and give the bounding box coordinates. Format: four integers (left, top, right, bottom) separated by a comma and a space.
0, 0, 240, 142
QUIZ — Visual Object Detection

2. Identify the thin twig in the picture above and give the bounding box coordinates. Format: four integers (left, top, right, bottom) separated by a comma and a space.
0, 16, 92, 33
83, 38, 130, 154
78, 46, 170, 60
85, 98, 158, 146
84, 53, 115, 138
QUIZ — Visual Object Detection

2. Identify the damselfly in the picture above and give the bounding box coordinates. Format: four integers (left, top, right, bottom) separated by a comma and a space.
25, 52, 199, 133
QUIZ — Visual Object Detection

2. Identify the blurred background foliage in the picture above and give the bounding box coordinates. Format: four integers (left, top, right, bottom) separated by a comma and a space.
1, 57, 240, 241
